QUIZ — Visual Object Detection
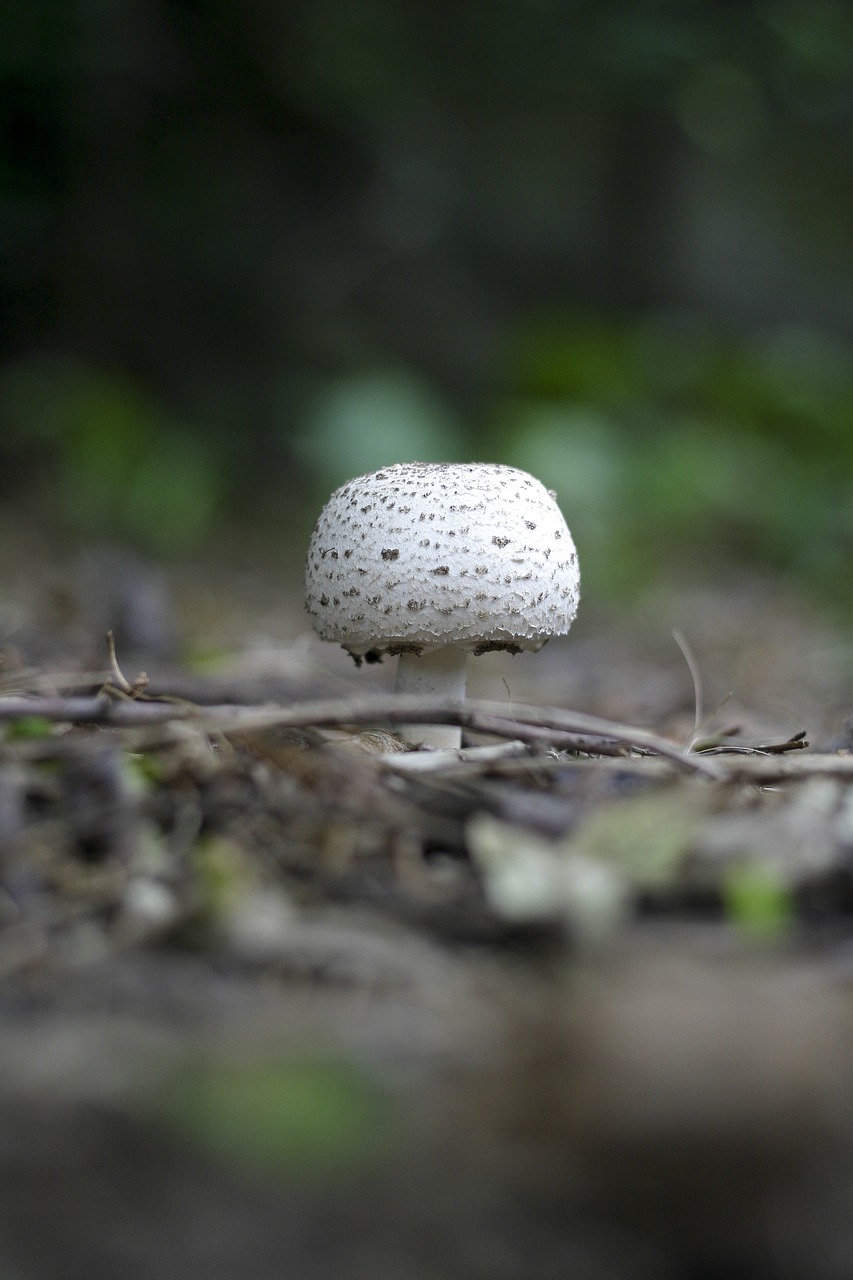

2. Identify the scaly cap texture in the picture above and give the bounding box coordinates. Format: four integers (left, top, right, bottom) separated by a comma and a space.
305, 462, 579, 657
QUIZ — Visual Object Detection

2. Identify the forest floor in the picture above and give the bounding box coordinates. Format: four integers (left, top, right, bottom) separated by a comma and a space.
1, 532, 853, 1280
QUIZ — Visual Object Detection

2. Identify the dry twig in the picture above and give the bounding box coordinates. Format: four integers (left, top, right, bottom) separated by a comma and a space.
0, 691, 724, 777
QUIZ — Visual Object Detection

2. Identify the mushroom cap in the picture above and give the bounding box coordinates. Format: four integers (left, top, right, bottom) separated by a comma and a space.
304, 462, 580, 658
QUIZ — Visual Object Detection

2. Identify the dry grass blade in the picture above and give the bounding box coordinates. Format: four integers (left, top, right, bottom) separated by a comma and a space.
672, 628, 703, 741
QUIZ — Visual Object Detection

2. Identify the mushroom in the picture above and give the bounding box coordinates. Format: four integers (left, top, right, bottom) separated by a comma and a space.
304, 462, 580, 748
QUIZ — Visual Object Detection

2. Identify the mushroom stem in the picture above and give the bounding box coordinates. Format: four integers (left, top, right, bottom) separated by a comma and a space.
395, 647, 467, 749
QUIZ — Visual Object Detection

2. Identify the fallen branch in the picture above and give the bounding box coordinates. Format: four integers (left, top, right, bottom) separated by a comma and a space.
495, 751, 853, 784
0, 693, 183, 726
210, 695, 728, 777
0, 691, 723, 777
702, 752, 853, 781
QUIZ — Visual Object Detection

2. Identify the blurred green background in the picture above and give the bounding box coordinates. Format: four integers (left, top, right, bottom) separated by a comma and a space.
2, 0, 852, 605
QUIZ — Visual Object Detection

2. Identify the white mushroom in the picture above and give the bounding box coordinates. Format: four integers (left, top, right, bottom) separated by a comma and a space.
304, 462, 580, 748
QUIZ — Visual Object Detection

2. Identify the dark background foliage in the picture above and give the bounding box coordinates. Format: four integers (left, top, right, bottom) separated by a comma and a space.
2, 0, 852, 599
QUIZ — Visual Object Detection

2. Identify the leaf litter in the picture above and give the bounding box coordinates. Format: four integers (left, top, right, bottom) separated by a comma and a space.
2, 601, 853, 1278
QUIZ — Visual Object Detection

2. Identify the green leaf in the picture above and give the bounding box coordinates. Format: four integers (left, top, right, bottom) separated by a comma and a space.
192, 837, 253, 917
123, 435, 222, 554
157, 1059, 390, 1177
295, 370, 461, 491
723, 862, 794, 940
5, 715, 54, 741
